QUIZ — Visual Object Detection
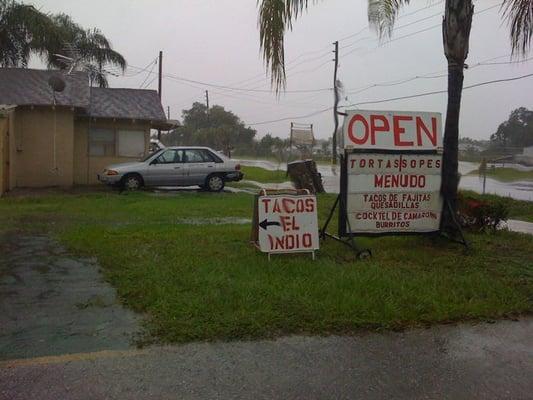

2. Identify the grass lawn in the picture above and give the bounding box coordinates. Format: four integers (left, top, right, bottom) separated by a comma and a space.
1, 190, 532, 344
240, 165, 288, 183
469, 167, 533, 182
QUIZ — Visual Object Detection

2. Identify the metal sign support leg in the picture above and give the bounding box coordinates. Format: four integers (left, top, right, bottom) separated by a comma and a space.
320, 194, 372, 260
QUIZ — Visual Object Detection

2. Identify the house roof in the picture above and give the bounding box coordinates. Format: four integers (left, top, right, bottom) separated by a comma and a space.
0, 68, 167, 123
0, 68, 89, 108
88, 87, 166, 122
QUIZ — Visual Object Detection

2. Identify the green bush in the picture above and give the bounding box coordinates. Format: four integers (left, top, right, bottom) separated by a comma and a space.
458, 194, 509, 231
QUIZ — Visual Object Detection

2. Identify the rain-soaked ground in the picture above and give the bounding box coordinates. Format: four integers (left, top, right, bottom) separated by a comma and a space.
237, 159, 533, 201
0, 234, 141, 361
1, 318, 531, 399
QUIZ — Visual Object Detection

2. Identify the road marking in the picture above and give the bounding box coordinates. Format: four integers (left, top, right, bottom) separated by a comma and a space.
0, 349, 149, 368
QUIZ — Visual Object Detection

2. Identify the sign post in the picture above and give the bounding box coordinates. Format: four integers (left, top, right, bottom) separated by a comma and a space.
252, 189, 319, 260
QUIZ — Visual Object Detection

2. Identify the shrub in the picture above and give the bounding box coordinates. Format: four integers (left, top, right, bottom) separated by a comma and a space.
458, 195, 509, 231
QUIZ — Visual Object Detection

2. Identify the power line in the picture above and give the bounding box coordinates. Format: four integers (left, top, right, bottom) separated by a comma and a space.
342, 72, 533, 108
247, 107, 333, 126
142, 75, 158, 89
342, 3, 501, 60
246, 71, 533, 126
337, 1, 445, 42
220, 1, 448, 90
123, 57, 157, 77
138, 59, 158, 88
128, 64, 332, 94
344, 53, 533, 96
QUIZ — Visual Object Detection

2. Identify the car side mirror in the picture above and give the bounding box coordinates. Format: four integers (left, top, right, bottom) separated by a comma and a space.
150, 158, 159, 165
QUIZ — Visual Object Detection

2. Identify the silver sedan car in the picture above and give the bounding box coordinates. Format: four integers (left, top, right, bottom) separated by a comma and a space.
98, 146, 243, 191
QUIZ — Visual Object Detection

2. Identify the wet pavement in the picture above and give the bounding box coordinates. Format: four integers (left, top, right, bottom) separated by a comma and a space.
506, 219, 533, 235
0, 234, 141, 361
1, 318, 531, 399
237, 159, 533, 201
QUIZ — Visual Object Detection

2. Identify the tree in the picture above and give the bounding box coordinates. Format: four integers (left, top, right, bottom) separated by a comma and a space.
0, 0, 57, 67
164, 102, 257, 155
46, 14, 126, 87
257, 0, 533, 226
490, 107, 533, 151
0, 1, 125, 87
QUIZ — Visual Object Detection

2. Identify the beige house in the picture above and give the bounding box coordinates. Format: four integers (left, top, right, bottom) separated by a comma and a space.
0, 68, 169, 195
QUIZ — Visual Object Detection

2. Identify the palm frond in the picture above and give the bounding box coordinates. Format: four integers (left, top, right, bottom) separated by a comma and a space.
367, 0, 411, 38
258, 0, 311, 93
0, 0, 53, 67
502, 0, 533, 57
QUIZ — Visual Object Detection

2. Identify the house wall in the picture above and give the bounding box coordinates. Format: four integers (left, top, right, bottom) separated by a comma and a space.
74, 119, 151, 185
11, 107, 75, 188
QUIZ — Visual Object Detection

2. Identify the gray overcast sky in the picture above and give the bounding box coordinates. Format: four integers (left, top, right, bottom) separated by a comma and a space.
28, 0, 533, 140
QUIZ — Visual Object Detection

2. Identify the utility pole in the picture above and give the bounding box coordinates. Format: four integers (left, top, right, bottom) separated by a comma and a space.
205, 90, 210, 125
158, 51, 163, 99
167, 106, 170, 119
331, 41, 339, 165
157, 50, 163, 140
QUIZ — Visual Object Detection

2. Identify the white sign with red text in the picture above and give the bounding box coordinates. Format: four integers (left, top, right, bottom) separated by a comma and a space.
258, 194, 319, 253
342, 110, 442, 151
346, 153, 443, 233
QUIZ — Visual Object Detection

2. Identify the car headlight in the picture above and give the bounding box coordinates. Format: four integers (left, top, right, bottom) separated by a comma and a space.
106, 170, 119, 176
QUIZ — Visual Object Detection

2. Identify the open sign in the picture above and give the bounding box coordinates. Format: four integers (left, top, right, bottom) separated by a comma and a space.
339, 110, 443, 237
343, 110, 442, 151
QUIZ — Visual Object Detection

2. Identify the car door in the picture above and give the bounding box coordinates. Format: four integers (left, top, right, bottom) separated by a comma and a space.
182, 149, 215, 185
144, 149, 185, 186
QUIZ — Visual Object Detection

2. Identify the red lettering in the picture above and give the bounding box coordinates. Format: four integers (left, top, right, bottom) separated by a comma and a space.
416, 117, 438, 147
393, 115, 414, 147
282, 198, 295, 213
261, 198, 271, 213
302, 233, 312, 248
370, 114, 390, 145
348, 114, 369, 145
305, 198, 315, 212
280, 216, 300, 232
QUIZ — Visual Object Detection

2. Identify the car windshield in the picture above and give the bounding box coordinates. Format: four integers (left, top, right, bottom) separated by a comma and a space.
141, 149, 163, 162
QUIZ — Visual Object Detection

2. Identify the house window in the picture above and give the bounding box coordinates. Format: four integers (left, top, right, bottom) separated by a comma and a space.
89, 128, 115, 156
118, 130, 145, 157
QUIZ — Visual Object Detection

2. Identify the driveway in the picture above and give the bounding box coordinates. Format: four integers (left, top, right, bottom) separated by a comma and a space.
1, 319, 532, 399
0, 234, 141, 361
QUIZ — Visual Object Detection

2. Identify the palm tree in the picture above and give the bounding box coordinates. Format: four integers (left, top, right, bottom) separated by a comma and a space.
0, 1, 125, 87
45, 14, 126, 88
0, 0, 57, 67
258, 0, 533, 227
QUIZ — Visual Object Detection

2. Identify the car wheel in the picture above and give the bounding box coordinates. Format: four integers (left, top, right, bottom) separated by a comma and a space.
123, 174, 143, 191
206, 174, 224, 192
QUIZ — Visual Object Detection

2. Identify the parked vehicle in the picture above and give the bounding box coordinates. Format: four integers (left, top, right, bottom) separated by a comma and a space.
98, 146, 243, 191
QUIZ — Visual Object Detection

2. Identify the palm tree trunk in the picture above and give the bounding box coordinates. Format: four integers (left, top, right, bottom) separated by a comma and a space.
440, 0, 474, 230
441, 63, 464, 214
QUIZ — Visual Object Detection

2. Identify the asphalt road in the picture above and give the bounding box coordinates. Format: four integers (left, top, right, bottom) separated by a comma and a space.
1, 318, 532, 400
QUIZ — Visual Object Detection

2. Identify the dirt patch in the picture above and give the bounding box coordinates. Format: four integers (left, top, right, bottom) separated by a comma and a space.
0, 233, 142, 361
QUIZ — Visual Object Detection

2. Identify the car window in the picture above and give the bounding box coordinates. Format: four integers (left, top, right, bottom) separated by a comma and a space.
183, 149, 207, 163
156, 149, 180, 164
200, 150, 220, 163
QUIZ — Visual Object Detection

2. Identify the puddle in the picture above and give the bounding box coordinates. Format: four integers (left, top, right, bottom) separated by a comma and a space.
0, 234, 142, 360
